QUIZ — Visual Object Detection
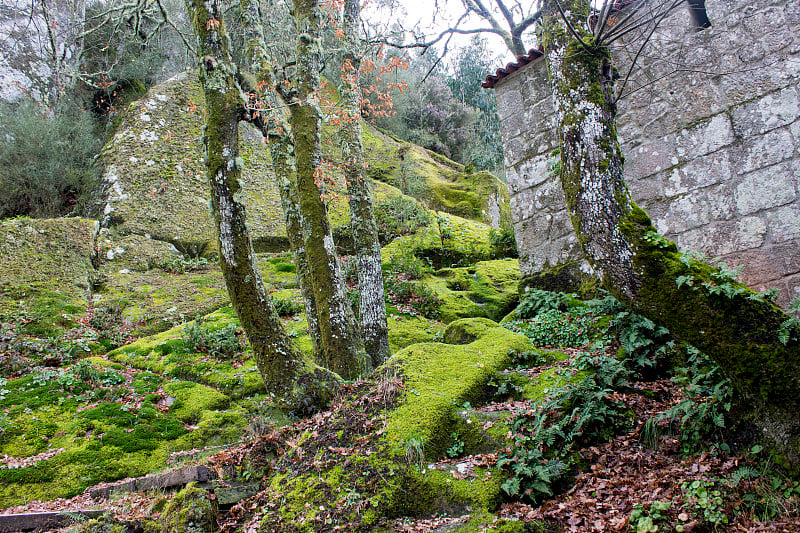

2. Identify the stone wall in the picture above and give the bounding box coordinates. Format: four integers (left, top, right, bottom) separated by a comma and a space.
496, 0, 800, 305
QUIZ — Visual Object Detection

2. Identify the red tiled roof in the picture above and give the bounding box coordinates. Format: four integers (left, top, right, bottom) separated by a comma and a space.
482, 48, 544, 89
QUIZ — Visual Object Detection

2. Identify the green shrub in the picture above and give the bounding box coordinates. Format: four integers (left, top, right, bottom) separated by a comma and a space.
182, 322, 244, 360
373, 195, 431, 242
383, 276, 441, 319
498, 352, 631, 501
489, 227, 518, 258
515, 289, 573, 319
0, 100, 102, 219
159, 257, 212, 274
384, 253, 431, 280
644, 346, 733, 450
505, 308, 595, 347
271, 296, 302, 317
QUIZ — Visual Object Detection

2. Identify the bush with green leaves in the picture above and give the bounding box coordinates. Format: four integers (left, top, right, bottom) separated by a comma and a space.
608, 310, 673, 375
489, 227, 518, 258
643, 346, 733, 450
383, 275, 441, 319
629, 501, 671, 533
681, 479, 728, 528
158, 257, 213, 274
182, 322, 244, 360
270, 296, 303, 317
505, 308, 595, 347
498, 352, 631, 501
372, 195, 431, 242
0, 100, 102, 219
514, 289, 574, 319
384, 253, 431, 280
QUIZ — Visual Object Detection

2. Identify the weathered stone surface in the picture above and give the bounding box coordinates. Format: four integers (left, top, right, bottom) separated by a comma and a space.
735, 162, 797, 215
97, 71, 285, 258
96, 71, 512, 267
0, 218, 97, 328
494, 0, 800, 306
0, 511, 105, 533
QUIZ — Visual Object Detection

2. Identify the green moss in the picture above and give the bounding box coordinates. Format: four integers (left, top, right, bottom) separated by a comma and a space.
107, 308, 265, 398
381, 212, 496, 269
160, 482, 218, 533
387, 315, 445, 351
163, 381, 229, 423
386, 318, 531, 459
423, 259, 521, 324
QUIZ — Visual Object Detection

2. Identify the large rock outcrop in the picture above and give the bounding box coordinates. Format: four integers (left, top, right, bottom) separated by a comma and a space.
96, 71, 512, 266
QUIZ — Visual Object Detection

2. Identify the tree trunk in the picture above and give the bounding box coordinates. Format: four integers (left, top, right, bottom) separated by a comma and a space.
289, 0, 370, 379
239, 0, 323, 359
541, 0, 800, 467
339, 0, 390, 366
185, 0, 340, 411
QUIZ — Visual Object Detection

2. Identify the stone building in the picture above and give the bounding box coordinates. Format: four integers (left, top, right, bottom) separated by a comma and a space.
485, 0, 800, 306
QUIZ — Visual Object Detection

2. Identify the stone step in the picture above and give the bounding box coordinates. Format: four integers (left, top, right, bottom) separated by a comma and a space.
0, 511, 105, 533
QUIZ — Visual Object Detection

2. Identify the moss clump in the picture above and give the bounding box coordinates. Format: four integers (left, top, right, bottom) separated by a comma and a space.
386, 318, 531, 459
0, 218, 96, 337
423, 259, 521, 324
160, 482, 218, 533
107, 307, 265, 398
387, 315, 445, 351
163, 381, 229, 423
381, 212, 496, 269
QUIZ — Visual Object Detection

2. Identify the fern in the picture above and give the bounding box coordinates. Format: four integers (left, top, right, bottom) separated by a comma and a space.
498, 353, 630, 501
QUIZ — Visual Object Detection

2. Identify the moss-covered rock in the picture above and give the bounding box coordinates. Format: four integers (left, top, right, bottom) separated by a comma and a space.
96, 71, 285, 258
381, 212, 498, 269
386, 319, 531, 459
95, 72, 509, 266
0, 217, 97, 337
424, 259, 521, 324
254, 319, 532, 531
107, 307, 265, 398
160, 482, 218, 533
96, 228, 184, 272
362, 128, 512, 229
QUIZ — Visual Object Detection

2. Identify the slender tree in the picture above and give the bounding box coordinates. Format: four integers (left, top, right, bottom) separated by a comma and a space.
338, 0, 391, 366
184, 0, 341, 410
284, 0, 370, 379
239, 0, 323, 358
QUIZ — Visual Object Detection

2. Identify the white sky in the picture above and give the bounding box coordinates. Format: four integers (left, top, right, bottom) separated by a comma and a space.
362, 0, 537, 66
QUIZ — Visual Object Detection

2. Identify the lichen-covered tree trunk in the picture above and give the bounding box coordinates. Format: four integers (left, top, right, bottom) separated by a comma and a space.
541, 0, 800, 467
339, 0, 390, 366
271, 138, 324, 358
289, 0, 370, 379
185, 0, 339, 410
239, 1, 323, 358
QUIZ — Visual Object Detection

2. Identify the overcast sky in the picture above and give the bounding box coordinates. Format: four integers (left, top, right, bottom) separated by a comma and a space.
362, 0, 536, 67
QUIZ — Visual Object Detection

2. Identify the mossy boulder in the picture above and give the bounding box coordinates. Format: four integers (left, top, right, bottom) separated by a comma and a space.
160, 482, 218, 533
96, 72, 508, 266
386, 319, 530, 459
96, 71, 285, 259
256, 319, 532, 531
424, 259, 521, 324
0, 217, 97, 336
107, 306, 265, 398
381, 211, 497, 269
96, 228, 184, 272
362, 128, 512, 229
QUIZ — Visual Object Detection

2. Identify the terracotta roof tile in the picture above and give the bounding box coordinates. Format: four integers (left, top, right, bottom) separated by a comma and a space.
481, 48, 544, 89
